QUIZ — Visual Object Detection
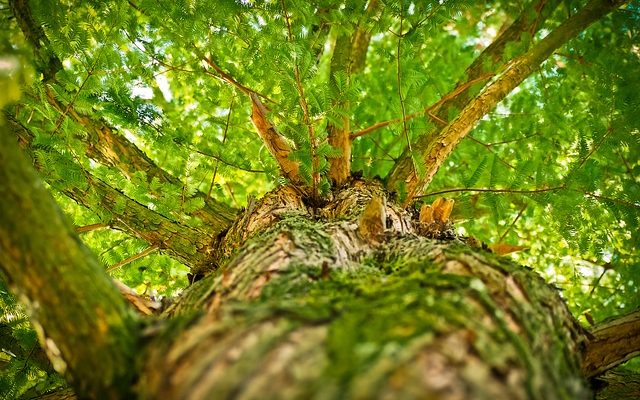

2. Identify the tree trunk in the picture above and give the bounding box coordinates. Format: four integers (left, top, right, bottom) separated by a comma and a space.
134, 183, 590, 400
0, 121, 615, 399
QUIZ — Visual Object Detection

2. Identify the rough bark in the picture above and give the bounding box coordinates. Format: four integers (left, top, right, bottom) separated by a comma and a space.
0, 121, 138, 399
593, 370, 640, 400
135, 182, 591, 400
386, 0, 626, 201
582, 309, 640, 378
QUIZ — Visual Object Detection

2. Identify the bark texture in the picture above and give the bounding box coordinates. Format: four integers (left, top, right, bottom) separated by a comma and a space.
582, 309, 640, 378
137, 182, 591, 400
0, 122, 138, 399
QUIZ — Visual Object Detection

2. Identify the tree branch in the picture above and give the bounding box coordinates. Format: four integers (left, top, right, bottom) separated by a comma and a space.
249, 93, 303, 184
582, 309, 640, 378
75, 222, 108, 234
0, 121, 138, 399
326, 0, 377, 185
394, 0, 628, 205
418, 185, 565, 198
282, 0, 319, 195
351, 73, 492, 139
385, 0, 562, 193
106, 245, 159, 273
194, 48, 304, 185
10, 0, 236, 233
9, 117, 214, 270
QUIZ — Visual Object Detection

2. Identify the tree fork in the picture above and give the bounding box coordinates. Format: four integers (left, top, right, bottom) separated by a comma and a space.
389, 0, 628, 203
137, 183, 592, 399
384, 0, 561, 191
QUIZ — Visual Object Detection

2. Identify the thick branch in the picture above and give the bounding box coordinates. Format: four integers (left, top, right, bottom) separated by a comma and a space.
9, 116, 213, 270
10, 0, 236, 232
250, 93, 303, 184
582, 309, 640, 378
593, 370, 640, 400
385, 0, 562, 192
0, 121, 138, 399
393, 0, 627, 204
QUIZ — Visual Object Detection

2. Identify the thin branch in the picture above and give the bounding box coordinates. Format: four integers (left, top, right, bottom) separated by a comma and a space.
418, 185, 639, 210
398, 0, 627, 204
10, 0, 236, 229
419, 185, 565, 198
582, 191, 639, 209
575, 125, 615, 172
466, 135, 517, 171
106, 245, 159, 273
208, 96, 235, 199
350, 74, 492, 139
385, 0, 564, 195
498, 204, 527, 242
75, 223, 108, 234
282, 0, 319, 197
50, 59, 99, 136
191, 148, 266, 174
396, 4, 417, 178
484, 132, 540, 146
617, 149, 633, 176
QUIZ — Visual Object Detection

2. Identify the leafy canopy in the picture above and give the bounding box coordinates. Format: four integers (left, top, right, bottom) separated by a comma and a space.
0, 0, 639, 397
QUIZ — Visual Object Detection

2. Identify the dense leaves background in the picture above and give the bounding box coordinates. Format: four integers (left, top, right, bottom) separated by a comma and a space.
0, 0, 638, 397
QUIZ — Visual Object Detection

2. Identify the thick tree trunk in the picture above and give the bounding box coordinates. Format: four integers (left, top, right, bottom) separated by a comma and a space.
135, 183, 590, 400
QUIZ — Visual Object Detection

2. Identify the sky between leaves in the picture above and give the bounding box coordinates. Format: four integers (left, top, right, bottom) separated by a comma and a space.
0, 0, 639, 395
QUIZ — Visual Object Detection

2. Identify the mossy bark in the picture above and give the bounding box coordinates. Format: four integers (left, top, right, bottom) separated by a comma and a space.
137, 182, 591, 400
0, 121, 139, 399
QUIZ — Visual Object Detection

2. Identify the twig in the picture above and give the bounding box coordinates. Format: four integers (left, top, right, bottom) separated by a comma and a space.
498, 204, 527, 242
419, 185, 565, 198
350, 73, 493, 139
484, 132, 540, 145
208, 96, 235, 199
396, 4, 417, 178
466, 136, 517, 170
75, 223, 108, 234
282, 0, 320, 197
106, 245, 159, 273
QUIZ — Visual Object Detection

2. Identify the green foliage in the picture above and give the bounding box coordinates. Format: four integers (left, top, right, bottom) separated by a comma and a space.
1, 0, 639, 395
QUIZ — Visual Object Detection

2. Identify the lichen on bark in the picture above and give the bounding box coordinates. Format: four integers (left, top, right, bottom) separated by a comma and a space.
138, 183, 591, 400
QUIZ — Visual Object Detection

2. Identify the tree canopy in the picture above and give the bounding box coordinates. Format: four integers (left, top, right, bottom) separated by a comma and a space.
0, 0, 639, 397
